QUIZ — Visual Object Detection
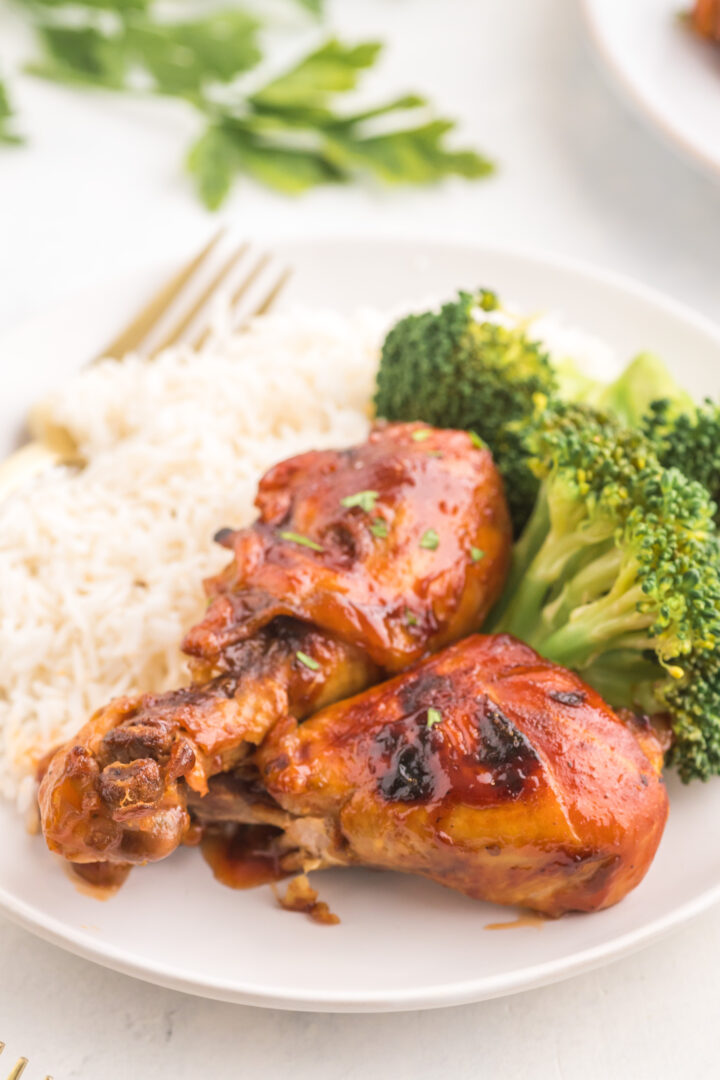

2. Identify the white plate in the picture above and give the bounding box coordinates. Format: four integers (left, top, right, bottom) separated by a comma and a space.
582, 0, 720, 179
2, 238, 720, 1012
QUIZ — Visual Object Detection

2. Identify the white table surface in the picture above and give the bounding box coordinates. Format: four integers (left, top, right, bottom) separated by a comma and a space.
2, 0, 720, 1076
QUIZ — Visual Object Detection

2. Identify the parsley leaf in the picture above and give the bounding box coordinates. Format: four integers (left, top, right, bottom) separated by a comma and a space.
15, 5, 494, 207
29, 26, 128, 89
470, 546, 485, 563
125, 11, 261, 95
325, 119, 494, 185
186, 127, 239, 211
419, 528, 440, 551
233, 140, 341, 194
296, 651, 320, 671
188, 120, 342, 205
294, 0, 324, 14
279, 530, 324, 552
251, 40, 382, 112
190, 38, 493, 207
426, 707, 443, 728
28, 1, 149, 8
0, 78, 23, 146
341, 489, 380, 512
370, 518, 389, 539
411, 429, 432, 442
29, 10, 261, 94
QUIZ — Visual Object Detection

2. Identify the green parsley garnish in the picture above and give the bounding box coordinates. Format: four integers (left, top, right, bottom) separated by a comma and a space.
426, 707, 442, 728
411, 429, 432, 442
370, 518, 388, 539
419, 528, 439, 551
405, 610, 419, 626
468, 430, 486, 450
280, 531, 324, 552
341, 490, 379, 513
0, 78, 22, 146
470, 547, 485, 563
296, 651, 320, 671
5, 4, 493, 208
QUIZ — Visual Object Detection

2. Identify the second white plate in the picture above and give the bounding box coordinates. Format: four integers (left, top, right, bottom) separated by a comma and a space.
582, 0, 720, 179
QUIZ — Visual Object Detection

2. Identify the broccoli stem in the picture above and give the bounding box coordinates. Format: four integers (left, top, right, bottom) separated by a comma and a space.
492, 573, 554, 645
581, 650, 663, 711
491, 496, 617, 644
540, 544, 622, 632
535, 580, 654, 668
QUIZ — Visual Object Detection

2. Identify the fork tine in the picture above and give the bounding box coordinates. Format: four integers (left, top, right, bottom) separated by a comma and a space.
191, 251, 271, 351
226, 262, 293, 337
148, 242, 250, 357
0, 1043, 51, 1079
252, 266, 293, 319
0, 235, 292, 505
94, 229, 226, 362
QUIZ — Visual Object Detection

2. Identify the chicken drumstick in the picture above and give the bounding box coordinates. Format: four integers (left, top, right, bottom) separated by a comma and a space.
39, 423, 512, 873
251, 633, 668, 916
692, 0, 720, 40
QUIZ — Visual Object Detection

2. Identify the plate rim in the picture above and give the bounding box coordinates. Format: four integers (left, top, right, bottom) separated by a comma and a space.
4, 232, 720, 354
0, 861, 719, 1011
3, 234, 720, 1011
580, 0, 720, 181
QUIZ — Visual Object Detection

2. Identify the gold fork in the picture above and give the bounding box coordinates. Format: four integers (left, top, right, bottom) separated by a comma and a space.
0, 232, 291, 501
0, 1042, 51, 1080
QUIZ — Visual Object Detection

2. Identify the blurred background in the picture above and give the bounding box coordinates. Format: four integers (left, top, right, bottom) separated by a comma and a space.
1, 0, 719, 329
1, 1, 720, 1077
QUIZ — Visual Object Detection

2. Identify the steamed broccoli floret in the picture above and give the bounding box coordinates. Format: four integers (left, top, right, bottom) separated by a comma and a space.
660, 646, 720, 782
488, 403, 720, 782
552, 354, 604, 405
644, 397, 720, 524
374, 290, 699, 541
553, 352, 694, 427
597, 352, 694, 429
374, 290, 558, 534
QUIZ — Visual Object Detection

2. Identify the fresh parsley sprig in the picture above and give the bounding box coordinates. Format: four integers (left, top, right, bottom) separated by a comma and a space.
419, 528, 440, 551
4, 1, 494, 207
23, 6, 263, 95
279, 530, 324, 551
189, 40, 493, 207
426, 707, 442, 728
0, 78, 23, 145
341, 489, 380, 512
296, 650, 321, 671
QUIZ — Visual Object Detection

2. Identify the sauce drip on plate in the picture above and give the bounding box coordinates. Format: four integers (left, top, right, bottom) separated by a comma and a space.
485, 912, 546, 931
201, 824, 289, 890
70, 860, 130, 900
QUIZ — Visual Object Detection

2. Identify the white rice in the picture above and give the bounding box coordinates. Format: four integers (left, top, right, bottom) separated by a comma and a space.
0, 302, 617, 808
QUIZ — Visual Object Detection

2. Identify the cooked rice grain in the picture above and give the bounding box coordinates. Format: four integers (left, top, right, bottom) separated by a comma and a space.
0, 307, 382, 805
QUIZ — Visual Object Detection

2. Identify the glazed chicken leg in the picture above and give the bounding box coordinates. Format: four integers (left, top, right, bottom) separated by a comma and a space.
39, 423, 512, 871
250, 634, 668, 916
692, 0, 720, 41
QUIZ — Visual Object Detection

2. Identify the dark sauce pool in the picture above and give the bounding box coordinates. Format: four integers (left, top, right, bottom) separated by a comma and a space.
201, 824, 290, 890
